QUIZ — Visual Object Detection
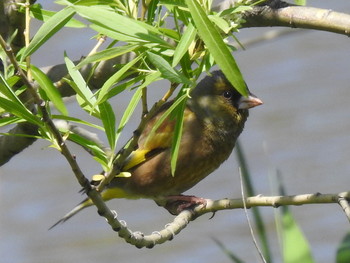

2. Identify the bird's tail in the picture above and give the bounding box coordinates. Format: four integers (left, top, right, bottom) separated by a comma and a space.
49, 198, 93, 230
49, 187, 134, 229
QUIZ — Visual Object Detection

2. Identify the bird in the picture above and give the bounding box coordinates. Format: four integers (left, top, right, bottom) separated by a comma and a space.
50, 70, 262, 228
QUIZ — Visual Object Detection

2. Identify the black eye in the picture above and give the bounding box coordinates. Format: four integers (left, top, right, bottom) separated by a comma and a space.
223, 90, 232, 99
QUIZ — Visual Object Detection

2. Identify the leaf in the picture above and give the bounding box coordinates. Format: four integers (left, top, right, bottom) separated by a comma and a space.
185, 0, 248, 96
106, 74, 144, 101
64, 54, 99, 116
0, 74, 26, 107
0, 116, 23, 127
145, 91, 187, 148
274, 175, 314, 263
31, 65, 68, 116
96, 55, 142, 104
219, 5, 253, 16
114, 72, 161, 148
336, 232, 350, 263
170, 95, 187, 176
56, 0, 113, 6
76, 44, 138, 69
52, 114, 104, 130
99, 101, 116, 151
73, 5, 172, 47
213, 238, 245, 263
22, 7, 76, 59
208, 15, 231, 34
67, 132, 108, 165
0, 97, 42, 126
172, 23, 197, 67
235, 142, 272, 262
29, 4, 85, 28
114, 86, 142, 148
280, 208, 314, 263
147, 52, 192, 85
294, 0, 306, 5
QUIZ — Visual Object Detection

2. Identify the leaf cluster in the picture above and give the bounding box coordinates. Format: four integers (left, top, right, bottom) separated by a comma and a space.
1, 0, 252, 173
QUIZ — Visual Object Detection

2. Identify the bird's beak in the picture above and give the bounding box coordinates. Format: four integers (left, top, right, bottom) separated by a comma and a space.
238, 94, 263, 109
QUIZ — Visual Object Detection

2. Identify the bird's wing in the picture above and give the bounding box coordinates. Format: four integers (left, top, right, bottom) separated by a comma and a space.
122, 114, 176, 171
122, 107, 195, 172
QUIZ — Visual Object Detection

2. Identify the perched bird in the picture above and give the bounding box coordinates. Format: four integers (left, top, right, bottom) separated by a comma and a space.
51, 70, 262, 228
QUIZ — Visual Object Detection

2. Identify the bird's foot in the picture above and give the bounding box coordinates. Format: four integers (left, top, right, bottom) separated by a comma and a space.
157, 195, 207, 215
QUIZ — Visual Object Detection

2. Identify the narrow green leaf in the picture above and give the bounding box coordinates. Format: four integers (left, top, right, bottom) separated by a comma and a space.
208, 15, 231, 34
213, 238, 245, 263
294, 0, 306, 5
114, 86, 142, 151
219, 5, 253, 16
0, 74, 27, 107
281, 209, 314, 263
159, 0, 186, 8
172, 23, 197, 67
96, 55, 142, 104
99, 101, 116, 151
336, 232, 350, 263
0, 97, 42, 126
145, 92, 187, 151
90, 24, 145, 43
64, 54, 99, 116
157, 28, 180, 41
31, 65, 68, 116
0, 116, 23, 127
106, 74, 145, 101
274, 175, 314, 263
73, 5, 171, 47
115, 72, 161, 148
56, 0, 113, 6
29, 4, 85, 28
76, 44, 138, 69
52, 115, 104, 130
147, 52, 192, 85
67, 132, 108, 165
170, 95, 187, 176
22, 7, 75, 59
235, 142, 272, 262
185, 0, 248, 96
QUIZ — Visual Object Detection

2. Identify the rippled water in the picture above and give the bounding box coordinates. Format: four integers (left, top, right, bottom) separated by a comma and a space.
1, 1, 350, 262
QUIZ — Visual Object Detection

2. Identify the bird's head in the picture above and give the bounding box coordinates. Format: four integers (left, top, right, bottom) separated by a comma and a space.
188, 71, 262, 123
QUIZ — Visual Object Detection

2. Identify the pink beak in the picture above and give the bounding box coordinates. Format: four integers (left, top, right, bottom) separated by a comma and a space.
238, 94, 263, 109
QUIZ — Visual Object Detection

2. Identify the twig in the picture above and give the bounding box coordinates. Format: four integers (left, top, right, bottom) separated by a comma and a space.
87, 35, 107, 57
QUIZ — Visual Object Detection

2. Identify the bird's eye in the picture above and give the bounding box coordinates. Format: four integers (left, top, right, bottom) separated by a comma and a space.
223, 90, 232, 99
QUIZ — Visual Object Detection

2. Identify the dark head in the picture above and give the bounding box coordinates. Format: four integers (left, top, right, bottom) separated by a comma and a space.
188, 71, 262, 124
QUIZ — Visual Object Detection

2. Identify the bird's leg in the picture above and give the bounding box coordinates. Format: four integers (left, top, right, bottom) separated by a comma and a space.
156, 195, 207, 215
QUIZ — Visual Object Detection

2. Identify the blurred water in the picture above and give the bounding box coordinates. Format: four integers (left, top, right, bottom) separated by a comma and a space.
1, 1, 350, 262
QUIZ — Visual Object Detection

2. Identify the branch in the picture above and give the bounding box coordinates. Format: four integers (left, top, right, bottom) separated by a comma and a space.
242, 1, 350, 36
0, 122, 38, 165
95, 192, 350, 248
0, 0, 27, 53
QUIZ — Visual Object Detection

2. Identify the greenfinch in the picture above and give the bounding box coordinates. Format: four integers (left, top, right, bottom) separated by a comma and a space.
51, 71, 262, 228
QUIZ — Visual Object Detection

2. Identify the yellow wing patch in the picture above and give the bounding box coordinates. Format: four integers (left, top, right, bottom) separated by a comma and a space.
122, 149, 150, 171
